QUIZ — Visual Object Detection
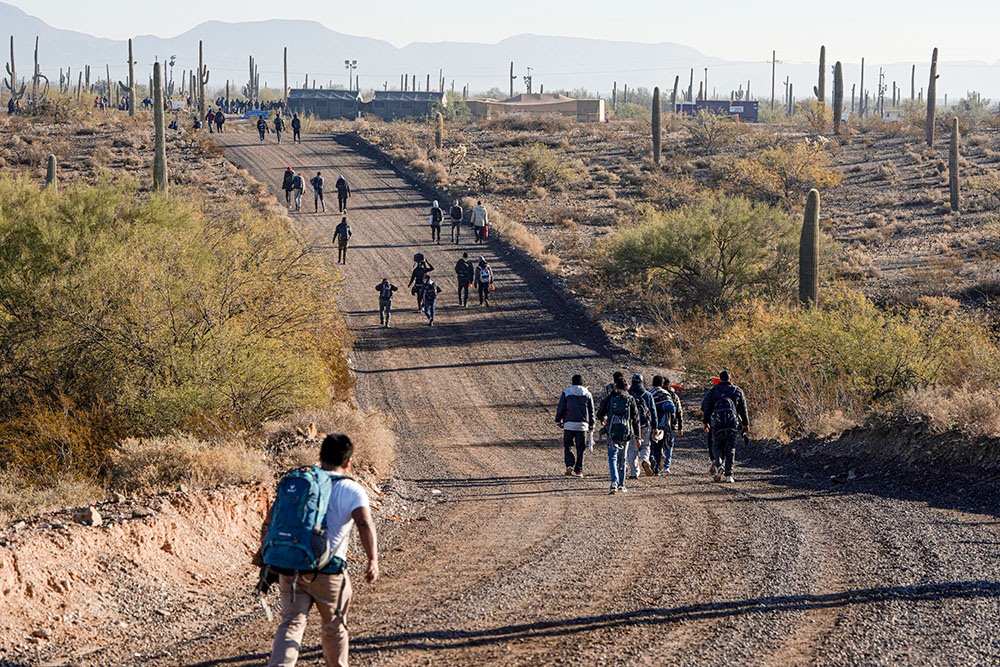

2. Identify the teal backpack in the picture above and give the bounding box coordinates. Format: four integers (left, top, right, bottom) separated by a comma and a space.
262, 466, 348, 574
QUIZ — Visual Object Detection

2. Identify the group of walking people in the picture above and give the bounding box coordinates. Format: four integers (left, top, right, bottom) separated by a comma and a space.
256, 113, 302, 144
556, 370, 749, 493
281, 167, 351, 215
374, 251, 494, 327
428, 200, 490, 244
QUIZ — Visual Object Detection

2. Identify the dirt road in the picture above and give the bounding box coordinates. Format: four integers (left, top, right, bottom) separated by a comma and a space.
160, 132, 1000, 666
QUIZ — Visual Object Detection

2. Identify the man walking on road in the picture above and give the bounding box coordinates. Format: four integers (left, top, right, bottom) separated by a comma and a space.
311, 172, 326, 213
701, 370, 749, 483
334, 217, 352, 264
471, 201, 488, 244
597, 374, 640, 494
627, 374, 656, 479
214, 109, 225, 133
291, 113, 302, 143
649, 375, 683, 475
449, 202, 464, 243
257, 115, 270, 144
474, 257, 493, 307
267, 434, 379, 667
336, 175, 351, 213
274, 114, 285, 144
454, 252, 474, 307
555, 374, 595, 477
430, 200, 443, 244
281, 167, 295, 207
376, 278, 397, 327
292, 172, 305, 211
409, 257, 434, 311
422, 278, 442, 326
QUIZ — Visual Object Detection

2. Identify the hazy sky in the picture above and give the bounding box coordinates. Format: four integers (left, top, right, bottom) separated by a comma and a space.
8, 0, 1000, 64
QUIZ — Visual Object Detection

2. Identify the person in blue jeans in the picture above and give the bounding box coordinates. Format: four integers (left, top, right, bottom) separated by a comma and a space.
649, 375, 683, 474
422, 279, 442, 326
596, 374, 640, 494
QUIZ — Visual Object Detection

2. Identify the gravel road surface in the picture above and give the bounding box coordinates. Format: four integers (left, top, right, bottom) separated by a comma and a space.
151, 131, 1000, 667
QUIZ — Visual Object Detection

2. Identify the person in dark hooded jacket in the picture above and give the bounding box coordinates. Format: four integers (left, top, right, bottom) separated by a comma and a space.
701, 370, 749, 483
336, 176, 351, 213
281, 167, 295, 207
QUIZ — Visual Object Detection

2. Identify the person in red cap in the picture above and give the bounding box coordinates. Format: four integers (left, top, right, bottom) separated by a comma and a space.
281, 167, 295, 208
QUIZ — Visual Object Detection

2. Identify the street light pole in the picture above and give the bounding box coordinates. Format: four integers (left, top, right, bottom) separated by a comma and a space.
345, 59, 357, 89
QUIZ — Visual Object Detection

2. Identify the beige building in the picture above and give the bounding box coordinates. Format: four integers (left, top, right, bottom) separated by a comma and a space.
467, 93, 605, 122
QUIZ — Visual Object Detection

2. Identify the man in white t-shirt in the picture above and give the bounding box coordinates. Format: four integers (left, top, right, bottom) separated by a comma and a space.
269, 434, 380, 667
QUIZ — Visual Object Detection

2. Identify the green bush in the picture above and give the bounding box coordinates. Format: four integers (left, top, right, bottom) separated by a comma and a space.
690, 288, 1000, 437
513, 143, 578, 188
601, 193, 801, 310
721, 139, 842, 205
0, 175, 351, 461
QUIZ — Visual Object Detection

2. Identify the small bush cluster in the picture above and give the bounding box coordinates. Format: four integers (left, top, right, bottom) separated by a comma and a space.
512, 143, 578, 189
721, 139, 843, 205
601, 193, 803, 311
689, 289, 1000, 438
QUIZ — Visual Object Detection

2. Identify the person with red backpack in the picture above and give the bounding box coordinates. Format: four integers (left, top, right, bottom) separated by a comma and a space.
262, 434, 379, 667
701, 370, 749, 483
597, 373, 640, 494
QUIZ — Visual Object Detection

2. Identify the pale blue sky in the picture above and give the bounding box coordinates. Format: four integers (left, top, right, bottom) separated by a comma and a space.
8, 0, 999, 64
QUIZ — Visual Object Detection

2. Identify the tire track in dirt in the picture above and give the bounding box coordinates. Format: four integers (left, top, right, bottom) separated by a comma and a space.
132, 131, 1000, 667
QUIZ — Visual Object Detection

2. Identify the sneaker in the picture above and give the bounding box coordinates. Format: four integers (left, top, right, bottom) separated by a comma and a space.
713, 468, 724, 482
609, 486, 617, 495
663, 467, 671, 474
723, 474, 735, 483
565, 467, 574, 476
709, 463, 718, 476
627, 474, 638, 480
642, 461, 653, 477
574, 472, 584, 478
618, 485, 627, 493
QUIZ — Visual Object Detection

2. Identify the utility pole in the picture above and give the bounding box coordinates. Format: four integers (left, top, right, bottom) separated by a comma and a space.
859, 57, 865, 117
704, 67, 708, 101
769, 50, 782, 116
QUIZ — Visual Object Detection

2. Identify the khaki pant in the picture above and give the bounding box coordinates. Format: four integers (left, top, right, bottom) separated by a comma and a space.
269, 572, 353, 667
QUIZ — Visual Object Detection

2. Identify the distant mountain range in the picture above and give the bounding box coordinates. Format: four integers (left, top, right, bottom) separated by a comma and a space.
2, 1, 999, 100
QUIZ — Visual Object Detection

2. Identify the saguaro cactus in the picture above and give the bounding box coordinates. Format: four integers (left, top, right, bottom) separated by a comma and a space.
671, 75, 679, 111
688, 68, 694, 103
197, 40, 209, 119
832, 61, 844, 135
248, 55, 256, 106
799, 189, 820, 307
435, 111, 444, 149
910, 64, 915, 101
651, 86, 662, 164
118, 38, 135, 116
152, 61, 167, 193
45, 154, 57, 190
950, 117, 960, 212
283, 46, 288, 103
814, 45, 826, 103
926, 48, 939, 147
509, 61, 515, 98
4, 36, 26, 103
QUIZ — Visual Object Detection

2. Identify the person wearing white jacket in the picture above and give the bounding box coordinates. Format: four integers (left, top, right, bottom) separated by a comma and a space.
555, 374, 596, 477
471, 201, 488, 244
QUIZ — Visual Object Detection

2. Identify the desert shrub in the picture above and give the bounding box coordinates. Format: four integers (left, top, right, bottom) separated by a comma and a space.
722, 139, 842, 205
684, 110, 736, 155
484, 114, 571, 133
264, 405, 398, 475
469, 163, 496, 192
611, 102, 651, 123
0, 176, 351, 467
513, 143, 577, 188
601, 193, 802, 311
108, 435, 270, 492
948, 91, 995, 132
690, 288, 1000, 437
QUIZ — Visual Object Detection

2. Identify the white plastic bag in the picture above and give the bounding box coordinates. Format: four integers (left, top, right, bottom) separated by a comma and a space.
587, 429, 595, 451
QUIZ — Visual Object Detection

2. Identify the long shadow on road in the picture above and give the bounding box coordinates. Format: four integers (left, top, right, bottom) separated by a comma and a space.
189, 581, 1000, 665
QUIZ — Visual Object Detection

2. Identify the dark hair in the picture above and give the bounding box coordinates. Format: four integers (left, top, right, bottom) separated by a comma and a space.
612, 371, 624, 382
463, 252, 468, 258
342, 216, 347, 223
320, 434, 354, 467
652, 375, 663, 387
317, 171, 321, 175
572, 374, 583, 386
614, 376, 628, 390
719, 370, 730, 382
